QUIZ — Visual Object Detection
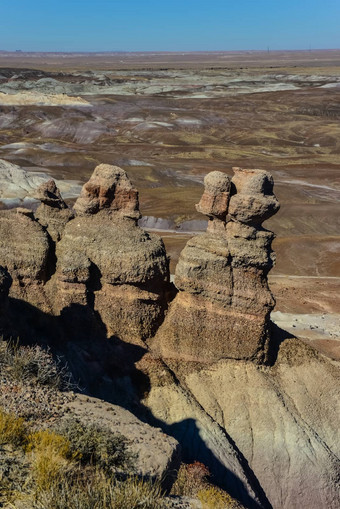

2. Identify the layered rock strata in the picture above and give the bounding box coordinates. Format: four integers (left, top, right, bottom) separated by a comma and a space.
0, 164, 169, 345
152, 168, 280, 363
54, 164, 169, 344
0, 207, 53, 312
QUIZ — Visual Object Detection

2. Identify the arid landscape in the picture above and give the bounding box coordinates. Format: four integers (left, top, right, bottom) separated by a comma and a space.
0, 50, 339, 358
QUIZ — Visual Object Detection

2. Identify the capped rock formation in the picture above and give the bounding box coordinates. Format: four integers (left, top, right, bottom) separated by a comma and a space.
152, 168, 280, 363
54, 164, 169, 344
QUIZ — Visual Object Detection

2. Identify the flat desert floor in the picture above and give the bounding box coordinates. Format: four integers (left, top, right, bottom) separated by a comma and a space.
0, 50, 339, 356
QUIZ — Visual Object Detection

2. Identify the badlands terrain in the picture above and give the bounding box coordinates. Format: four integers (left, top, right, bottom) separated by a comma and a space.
0, 50, 339, 358
0, 51, 339, 509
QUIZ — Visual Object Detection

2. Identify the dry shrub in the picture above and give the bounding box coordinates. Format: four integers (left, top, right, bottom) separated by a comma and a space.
26, 429, 77, 491
55, 418, 132, 473
0, 408, 26, 446
171, 461, 210, 497
0, 338, 72, 390
198, 486, 235, 508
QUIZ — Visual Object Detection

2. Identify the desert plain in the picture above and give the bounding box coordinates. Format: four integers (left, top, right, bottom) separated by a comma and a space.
0, 49, 339, 358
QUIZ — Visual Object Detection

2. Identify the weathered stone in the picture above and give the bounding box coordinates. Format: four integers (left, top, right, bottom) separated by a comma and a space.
152, 167, 279, 363
34, 179, 67, 209
0, 209, 52, 312
54, 165, 169, 344
196, 171, 231, 219
74, 164, 141, 220
34, 179, 74, 242
229, 168, 280, 225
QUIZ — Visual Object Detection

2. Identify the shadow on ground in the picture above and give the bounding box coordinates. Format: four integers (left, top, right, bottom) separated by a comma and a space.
1, 296, 281, 509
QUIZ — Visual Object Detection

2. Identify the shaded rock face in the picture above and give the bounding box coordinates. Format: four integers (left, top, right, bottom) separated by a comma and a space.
0, 208, 53, 312
152, 167, 280, 363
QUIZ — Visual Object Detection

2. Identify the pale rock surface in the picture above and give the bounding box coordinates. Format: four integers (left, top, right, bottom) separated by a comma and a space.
144, 338, 340, 509
63, 393, 181, 484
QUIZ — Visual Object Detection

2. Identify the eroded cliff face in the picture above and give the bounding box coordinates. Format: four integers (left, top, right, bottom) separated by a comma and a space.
0, 164, 339, 509
152, 168, 279, 363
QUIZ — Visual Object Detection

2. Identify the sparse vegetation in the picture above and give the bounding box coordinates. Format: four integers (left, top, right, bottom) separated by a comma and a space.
0, 407, 165, 509
0, 408, 26, 446
55, 418, 132, 472
0, 338, 72, 390
27, 472, 166, 509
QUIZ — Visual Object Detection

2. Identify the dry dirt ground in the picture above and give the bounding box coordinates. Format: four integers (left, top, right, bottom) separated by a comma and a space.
0, 50, 339, 357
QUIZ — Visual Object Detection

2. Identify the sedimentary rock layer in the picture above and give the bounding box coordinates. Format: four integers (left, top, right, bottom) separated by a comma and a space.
152, 168, 280, 363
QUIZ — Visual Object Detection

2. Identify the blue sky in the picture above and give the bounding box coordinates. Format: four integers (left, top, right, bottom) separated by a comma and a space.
0, 0, 339, 52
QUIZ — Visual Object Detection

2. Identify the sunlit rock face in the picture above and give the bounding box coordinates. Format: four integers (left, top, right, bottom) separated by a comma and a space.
152, 167, 280, 364
54, 164, 169, 345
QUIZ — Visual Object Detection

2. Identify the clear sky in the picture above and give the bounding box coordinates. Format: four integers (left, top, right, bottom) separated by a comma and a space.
0, 0, 339, 52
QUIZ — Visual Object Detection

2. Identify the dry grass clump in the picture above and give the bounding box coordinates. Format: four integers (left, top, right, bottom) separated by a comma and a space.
0, 338, 72, 390
26, 429, 78, 491
55, 418, 132, 473
198, 486, 236, 508
0, 408, 26, 446
30, 473, 166, 509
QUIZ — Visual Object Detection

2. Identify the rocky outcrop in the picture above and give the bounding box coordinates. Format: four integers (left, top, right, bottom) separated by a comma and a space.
34, 179, 74, 242
152, 168, 279, 363
53, 164, 169, 345
143, 338, 340, 509
0, 164, 169, 345
0, 208, 53, 312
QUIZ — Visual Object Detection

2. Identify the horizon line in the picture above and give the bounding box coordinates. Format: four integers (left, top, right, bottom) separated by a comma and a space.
0, 48, 340, 54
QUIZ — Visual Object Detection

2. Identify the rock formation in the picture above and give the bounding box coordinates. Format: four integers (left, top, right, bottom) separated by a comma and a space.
53, 164, 169, 344
0, 162, 339, 509
152, 167, 279, 363
0, 164, 169, 345
34, 179, 74, 242
0, 207, 53, 312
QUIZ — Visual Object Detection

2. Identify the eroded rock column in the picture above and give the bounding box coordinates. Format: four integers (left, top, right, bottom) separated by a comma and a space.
152, 167, 279, 363
54, 164, 170, 345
